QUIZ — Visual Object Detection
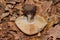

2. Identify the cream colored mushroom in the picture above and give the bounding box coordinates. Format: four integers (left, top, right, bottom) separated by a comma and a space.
15, 15, 47, 35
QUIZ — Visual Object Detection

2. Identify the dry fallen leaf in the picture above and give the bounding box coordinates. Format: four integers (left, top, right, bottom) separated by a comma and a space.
15, 15, 47, 35
36, 1, 52, 15
47, 24, 60, 40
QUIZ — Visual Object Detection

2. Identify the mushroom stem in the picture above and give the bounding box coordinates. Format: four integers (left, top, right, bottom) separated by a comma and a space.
27, 15, 32, 22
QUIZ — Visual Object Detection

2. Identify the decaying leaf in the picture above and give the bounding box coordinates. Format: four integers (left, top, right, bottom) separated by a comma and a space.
46, 25, 60, 40
41, 25, 60, 40
15, 15, 47, 35
5, 0, 16, 4
0, 2, 5, 12
1, 13, 9, 19
0, 22, 8, 37
36, 1, 52, 15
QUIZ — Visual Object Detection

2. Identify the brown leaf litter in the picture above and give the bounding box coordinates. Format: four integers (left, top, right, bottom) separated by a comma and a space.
0, 0, 60, 40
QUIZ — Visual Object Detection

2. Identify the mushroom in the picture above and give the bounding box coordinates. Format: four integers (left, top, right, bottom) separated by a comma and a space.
15, 15, 47, 35
15, 4, 47, 35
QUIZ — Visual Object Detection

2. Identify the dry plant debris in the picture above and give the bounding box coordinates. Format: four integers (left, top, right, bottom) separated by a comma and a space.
0, 0, 60, 40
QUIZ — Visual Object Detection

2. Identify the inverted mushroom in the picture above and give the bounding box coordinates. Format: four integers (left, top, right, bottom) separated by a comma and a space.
15, 15, 47, 35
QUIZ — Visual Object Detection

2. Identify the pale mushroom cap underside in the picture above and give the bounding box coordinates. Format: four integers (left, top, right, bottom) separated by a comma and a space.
15, 15, 47, 35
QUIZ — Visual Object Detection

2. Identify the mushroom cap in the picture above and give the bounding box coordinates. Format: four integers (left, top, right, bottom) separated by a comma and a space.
15, 15, 47, 35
